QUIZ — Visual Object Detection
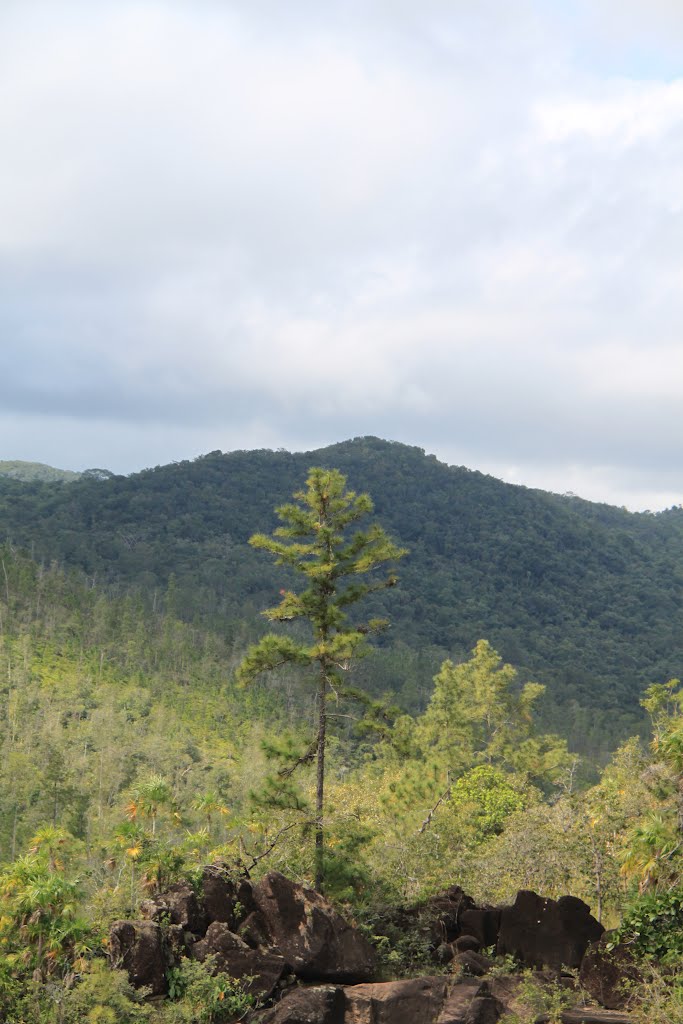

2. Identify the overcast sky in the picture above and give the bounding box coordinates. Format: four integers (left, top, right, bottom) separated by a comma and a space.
1, 1, 682, 510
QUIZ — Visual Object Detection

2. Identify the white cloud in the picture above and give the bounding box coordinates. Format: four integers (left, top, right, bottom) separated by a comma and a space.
1, 1, 683, 509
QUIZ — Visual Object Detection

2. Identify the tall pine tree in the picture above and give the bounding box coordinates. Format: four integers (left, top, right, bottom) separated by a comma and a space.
236, 467, 405, 891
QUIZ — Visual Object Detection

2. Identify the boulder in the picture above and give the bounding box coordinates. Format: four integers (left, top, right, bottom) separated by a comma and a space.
459, 908, 501, 950
192, 939, 288, 1002
201, 863, 257, 928
192, 920, 250, 961
451, 951, 492, 977
579, 937, 641, 1010
250, 872, 377, 983
437, 979, 503, 1024
258, 985, 346, 1024
344, 977, 501, 1024
344, 976, 449, 1024
496, 891, 604, 970
454, 935, 481, 953
109, 920, 167, 996
139, 882, 208, 936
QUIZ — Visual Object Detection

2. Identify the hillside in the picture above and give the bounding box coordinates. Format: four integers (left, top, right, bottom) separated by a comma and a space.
0, 460, 81, 483
1, 436, 682, 752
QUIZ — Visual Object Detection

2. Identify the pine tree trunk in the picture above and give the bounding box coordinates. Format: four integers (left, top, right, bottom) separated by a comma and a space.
315, 666, 327, 892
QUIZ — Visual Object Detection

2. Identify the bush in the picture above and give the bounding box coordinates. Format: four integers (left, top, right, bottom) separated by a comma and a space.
614, 887, 683, 963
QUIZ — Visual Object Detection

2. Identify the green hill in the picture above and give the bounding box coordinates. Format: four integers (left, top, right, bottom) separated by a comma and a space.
1, 436, 682, 753
0, 460, 81, 483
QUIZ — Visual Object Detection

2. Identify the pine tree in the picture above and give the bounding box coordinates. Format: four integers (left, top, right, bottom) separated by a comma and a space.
236, 467, 405, 891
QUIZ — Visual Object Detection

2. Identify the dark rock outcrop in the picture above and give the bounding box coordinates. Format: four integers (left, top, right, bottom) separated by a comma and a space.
192, 920, 250, 960
258, 985, 346, 1024
459, 908, 501, 950
451, 950, 492, 977
343, 977, 502, 1024
344, 977, 450, 1024
496, 891, 604, 970
201, 863, 258, 928
109, 920, 167, 996
140, 882, 208, 936
250, 871, 377, 983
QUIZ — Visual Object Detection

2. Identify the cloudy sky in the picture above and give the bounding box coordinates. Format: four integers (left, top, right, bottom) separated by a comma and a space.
2, 1, 682, 509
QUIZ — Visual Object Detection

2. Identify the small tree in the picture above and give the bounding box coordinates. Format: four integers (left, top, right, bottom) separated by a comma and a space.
236, 467, 405, 891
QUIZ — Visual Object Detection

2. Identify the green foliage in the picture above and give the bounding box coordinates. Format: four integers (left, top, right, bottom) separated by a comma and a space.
0, 829, 90, 978
161, 956, 255, 1023
3, 437, 683, 755
629, 964, 683, 1024
499, 971, 575, 1024
614, 887, 683, 962
58, 962, 152, 1023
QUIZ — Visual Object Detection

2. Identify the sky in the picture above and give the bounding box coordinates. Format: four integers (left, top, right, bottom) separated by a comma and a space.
1, 1, 683, 511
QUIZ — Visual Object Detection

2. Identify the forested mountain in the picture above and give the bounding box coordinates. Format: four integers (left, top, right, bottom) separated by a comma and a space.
1, 436, 682, 752
0, 460, 81, 483
2, 450, 683, 1021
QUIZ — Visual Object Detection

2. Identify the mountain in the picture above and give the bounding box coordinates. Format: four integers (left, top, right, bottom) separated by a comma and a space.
1, 436, 682, 753
0, 460, 81, 483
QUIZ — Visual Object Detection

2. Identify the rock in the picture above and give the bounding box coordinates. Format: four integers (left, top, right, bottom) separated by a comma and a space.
192, 920, 250, 961
139, 882, 208, 936
250, 871, 377, 982
451, 951, 492, 977
109, 920, 167, 996
428, 887, 476, 945
496, 891, 604, 970
344, 976, 449, 1024
193, 941, 288, 1002
434, 942, 455, 964
343, 977, 501, 1024
239, 909, 274, 949
258, 985, 346, 1024
201, 863, 257, 928
165, 923, 191, 965
461, 997, 502, 1024
579, 937, 641, 1010
437, 979, 502, 1024
459, 908, 501, 950
454, 935, 481, 953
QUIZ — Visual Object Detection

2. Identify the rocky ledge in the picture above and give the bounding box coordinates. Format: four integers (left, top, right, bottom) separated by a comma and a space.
109, 867, 636, 1022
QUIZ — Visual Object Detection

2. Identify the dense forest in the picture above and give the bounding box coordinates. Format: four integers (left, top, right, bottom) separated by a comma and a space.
1, 437, 683, 754
0, 442, 683, 1021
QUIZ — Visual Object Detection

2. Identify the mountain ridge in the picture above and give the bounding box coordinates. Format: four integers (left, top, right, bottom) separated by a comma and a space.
1, 436, 682, 752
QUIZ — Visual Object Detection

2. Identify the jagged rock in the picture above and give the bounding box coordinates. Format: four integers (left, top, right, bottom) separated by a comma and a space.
201, 863, 257, 928
257, 985, 346, 1024
459, 908, 501, 950
344, 976, 449, 1024
250, 871, 377, 982
239, 909, 274, 949
437, 979, 502, 1024
109, 920, 167, 996
496, 891, 604, 970
451, 951, 492, 977
193, 940, 288, 1001
579, 937, 641, 1010
139, 882, 208, 936
192, 920, 250, 961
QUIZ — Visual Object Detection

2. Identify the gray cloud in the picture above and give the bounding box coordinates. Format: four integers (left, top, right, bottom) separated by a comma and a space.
1, 1, 682, 509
